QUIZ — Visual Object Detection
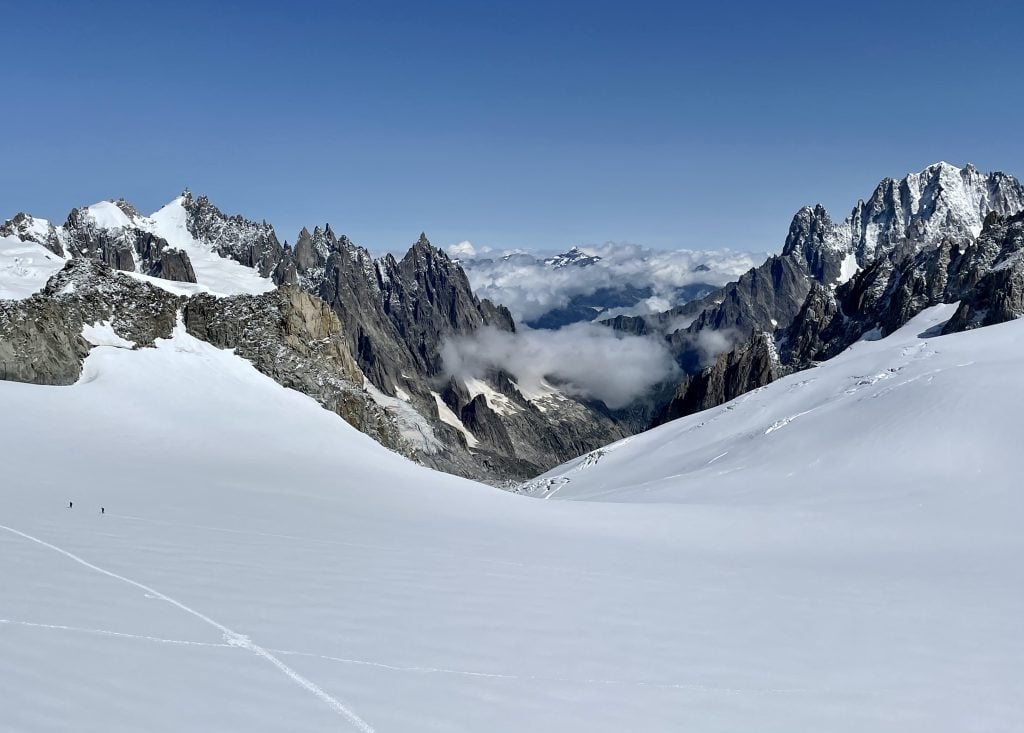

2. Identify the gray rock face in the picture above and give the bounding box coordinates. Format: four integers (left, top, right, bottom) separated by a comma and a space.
0, 297, 89, 385
460, 395, 516, 456
655, 333, 782, 425
777, 282, 841, 364
182, 287, 405, 452
944, 212, 1024, 332
135, 231, 198, 282
0, 259, 407, 456
179, 191, 295, 283
0, 259, 181, 385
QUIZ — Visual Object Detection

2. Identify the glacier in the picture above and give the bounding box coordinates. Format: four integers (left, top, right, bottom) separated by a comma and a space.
1, 303, 1022, 730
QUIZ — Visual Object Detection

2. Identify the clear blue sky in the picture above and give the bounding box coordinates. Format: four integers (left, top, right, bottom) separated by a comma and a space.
2, 0, 1022, 254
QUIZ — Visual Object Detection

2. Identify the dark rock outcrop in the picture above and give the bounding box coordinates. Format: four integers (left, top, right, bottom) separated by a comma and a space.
655, 332, 782, 425
180, 191, 295, 284
944, 212, 1024, 332
0, 259, 181, 385
460, 395, 516, 456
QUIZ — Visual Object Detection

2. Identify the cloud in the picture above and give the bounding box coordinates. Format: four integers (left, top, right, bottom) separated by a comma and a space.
446, 240, 478, 258
441, 323, 680, 409
599, 295, 674, 321
456, 242, 766, 324
691, 328, 742, 367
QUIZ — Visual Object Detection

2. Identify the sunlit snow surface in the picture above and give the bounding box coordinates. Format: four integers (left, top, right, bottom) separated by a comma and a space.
0, 236, 65, 299
147, 197, 276, 296
1, 198, 276, 299
2, 309, 1022, 731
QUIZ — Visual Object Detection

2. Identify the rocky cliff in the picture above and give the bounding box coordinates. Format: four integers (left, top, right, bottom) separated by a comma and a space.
2, 195, 629, 484
653, 164, 1024, 424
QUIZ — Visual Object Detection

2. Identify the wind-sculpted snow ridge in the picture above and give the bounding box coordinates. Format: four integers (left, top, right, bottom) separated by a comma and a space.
2, 301, 1022, 731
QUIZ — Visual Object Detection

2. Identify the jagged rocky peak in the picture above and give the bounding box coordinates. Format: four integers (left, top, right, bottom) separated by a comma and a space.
293, 223, 344, 275
0, 212, 60, 253
396, 232, 513, 336
781, 204, 844, 281
846, 162, 1024, 265
944, 210, 1024, 333
179, 189, 291, 281
112, 198, 142, 219
399, 232, 459, 276
646, 163, 1024, 428
401, 233, 461, 277
779, 163, 1024, 278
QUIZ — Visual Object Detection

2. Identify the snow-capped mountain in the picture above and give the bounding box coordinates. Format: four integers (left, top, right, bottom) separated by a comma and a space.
624, 163, 1024, 423
626, 162, 1024, 342
542, 245, 602, 269
1, 195, 627, 484
0, 197, 277, 296
5, 162, 1024, 485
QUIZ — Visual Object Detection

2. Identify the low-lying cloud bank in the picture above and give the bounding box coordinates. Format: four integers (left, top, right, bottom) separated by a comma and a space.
441, 323, 680, 410
450, 241, 765, 324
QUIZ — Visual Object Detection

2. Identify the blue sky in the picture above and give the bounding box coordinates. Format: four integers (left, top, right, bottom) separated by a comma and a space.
2, 0, 1022, 254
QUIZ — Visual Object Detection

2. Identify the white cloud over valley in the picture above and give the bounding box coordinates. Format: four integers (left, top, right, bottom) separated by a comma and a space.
441, 323, 681, 409
449, 241, 765, 323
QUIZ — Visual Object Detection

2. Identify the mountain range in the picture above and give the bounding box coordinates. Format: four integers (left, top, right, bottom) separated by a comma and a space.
0, 194, 626, 484
3, 162, 1024, 486
606, 162, 1024, 422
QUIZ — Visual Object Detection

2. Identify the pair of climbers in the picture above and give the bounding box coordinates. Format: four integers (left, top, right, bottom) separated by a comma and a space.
67, 502, 103, 514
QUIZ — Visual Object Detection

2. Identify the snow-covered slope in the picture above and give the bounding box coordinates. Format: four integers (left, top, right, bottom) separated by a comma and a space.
2, 198, 276, 297
2, 308, 1022, 731
0, 236, 65, 298
526, 304, 1022, 504
148, 196, 277, 295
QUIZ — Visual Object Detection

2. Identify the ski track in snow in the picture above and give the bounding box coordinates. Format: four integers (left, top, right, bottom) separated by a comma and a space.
0, 618, 232, 648
0, 524, 376, 733
0, 615, 830, 697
